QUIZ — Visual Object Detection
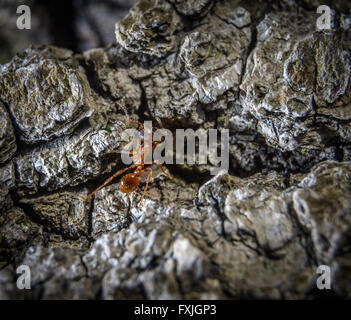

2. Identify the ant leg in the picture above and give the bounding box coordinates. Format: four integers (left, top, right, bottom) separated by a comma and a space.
110, 150, 136, 155
127, 118, 144, 127
154, 116, 164, 129
82, 164, 137, 202
156, 163, 173, 180
114, 101, 129, 117
138, 167, 153, 208
129, 116, 163, 130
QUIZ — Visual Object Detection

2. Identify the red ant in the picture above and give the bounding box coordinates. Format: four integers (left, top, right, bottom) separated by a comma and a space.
83, 118, 172, 208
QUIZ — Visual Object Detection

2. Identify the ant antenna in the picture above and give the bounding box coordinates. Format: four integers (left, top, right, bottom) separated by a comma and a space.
114, 101, 130, 119
154, 116, 164, 129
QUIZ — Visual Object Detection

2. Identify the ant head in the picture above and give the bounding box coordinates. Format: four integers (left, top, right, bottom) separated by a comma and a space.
120, 173, 140, 193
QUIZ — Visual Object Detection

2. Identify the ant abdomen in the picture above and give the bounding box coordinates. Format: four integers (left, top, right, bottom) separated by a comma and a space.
120, 173, 140, 194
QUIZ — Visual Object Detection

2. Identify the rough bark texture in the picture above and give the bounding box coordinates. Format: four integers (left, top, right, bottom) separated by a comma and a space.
1, 0, 351, 299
